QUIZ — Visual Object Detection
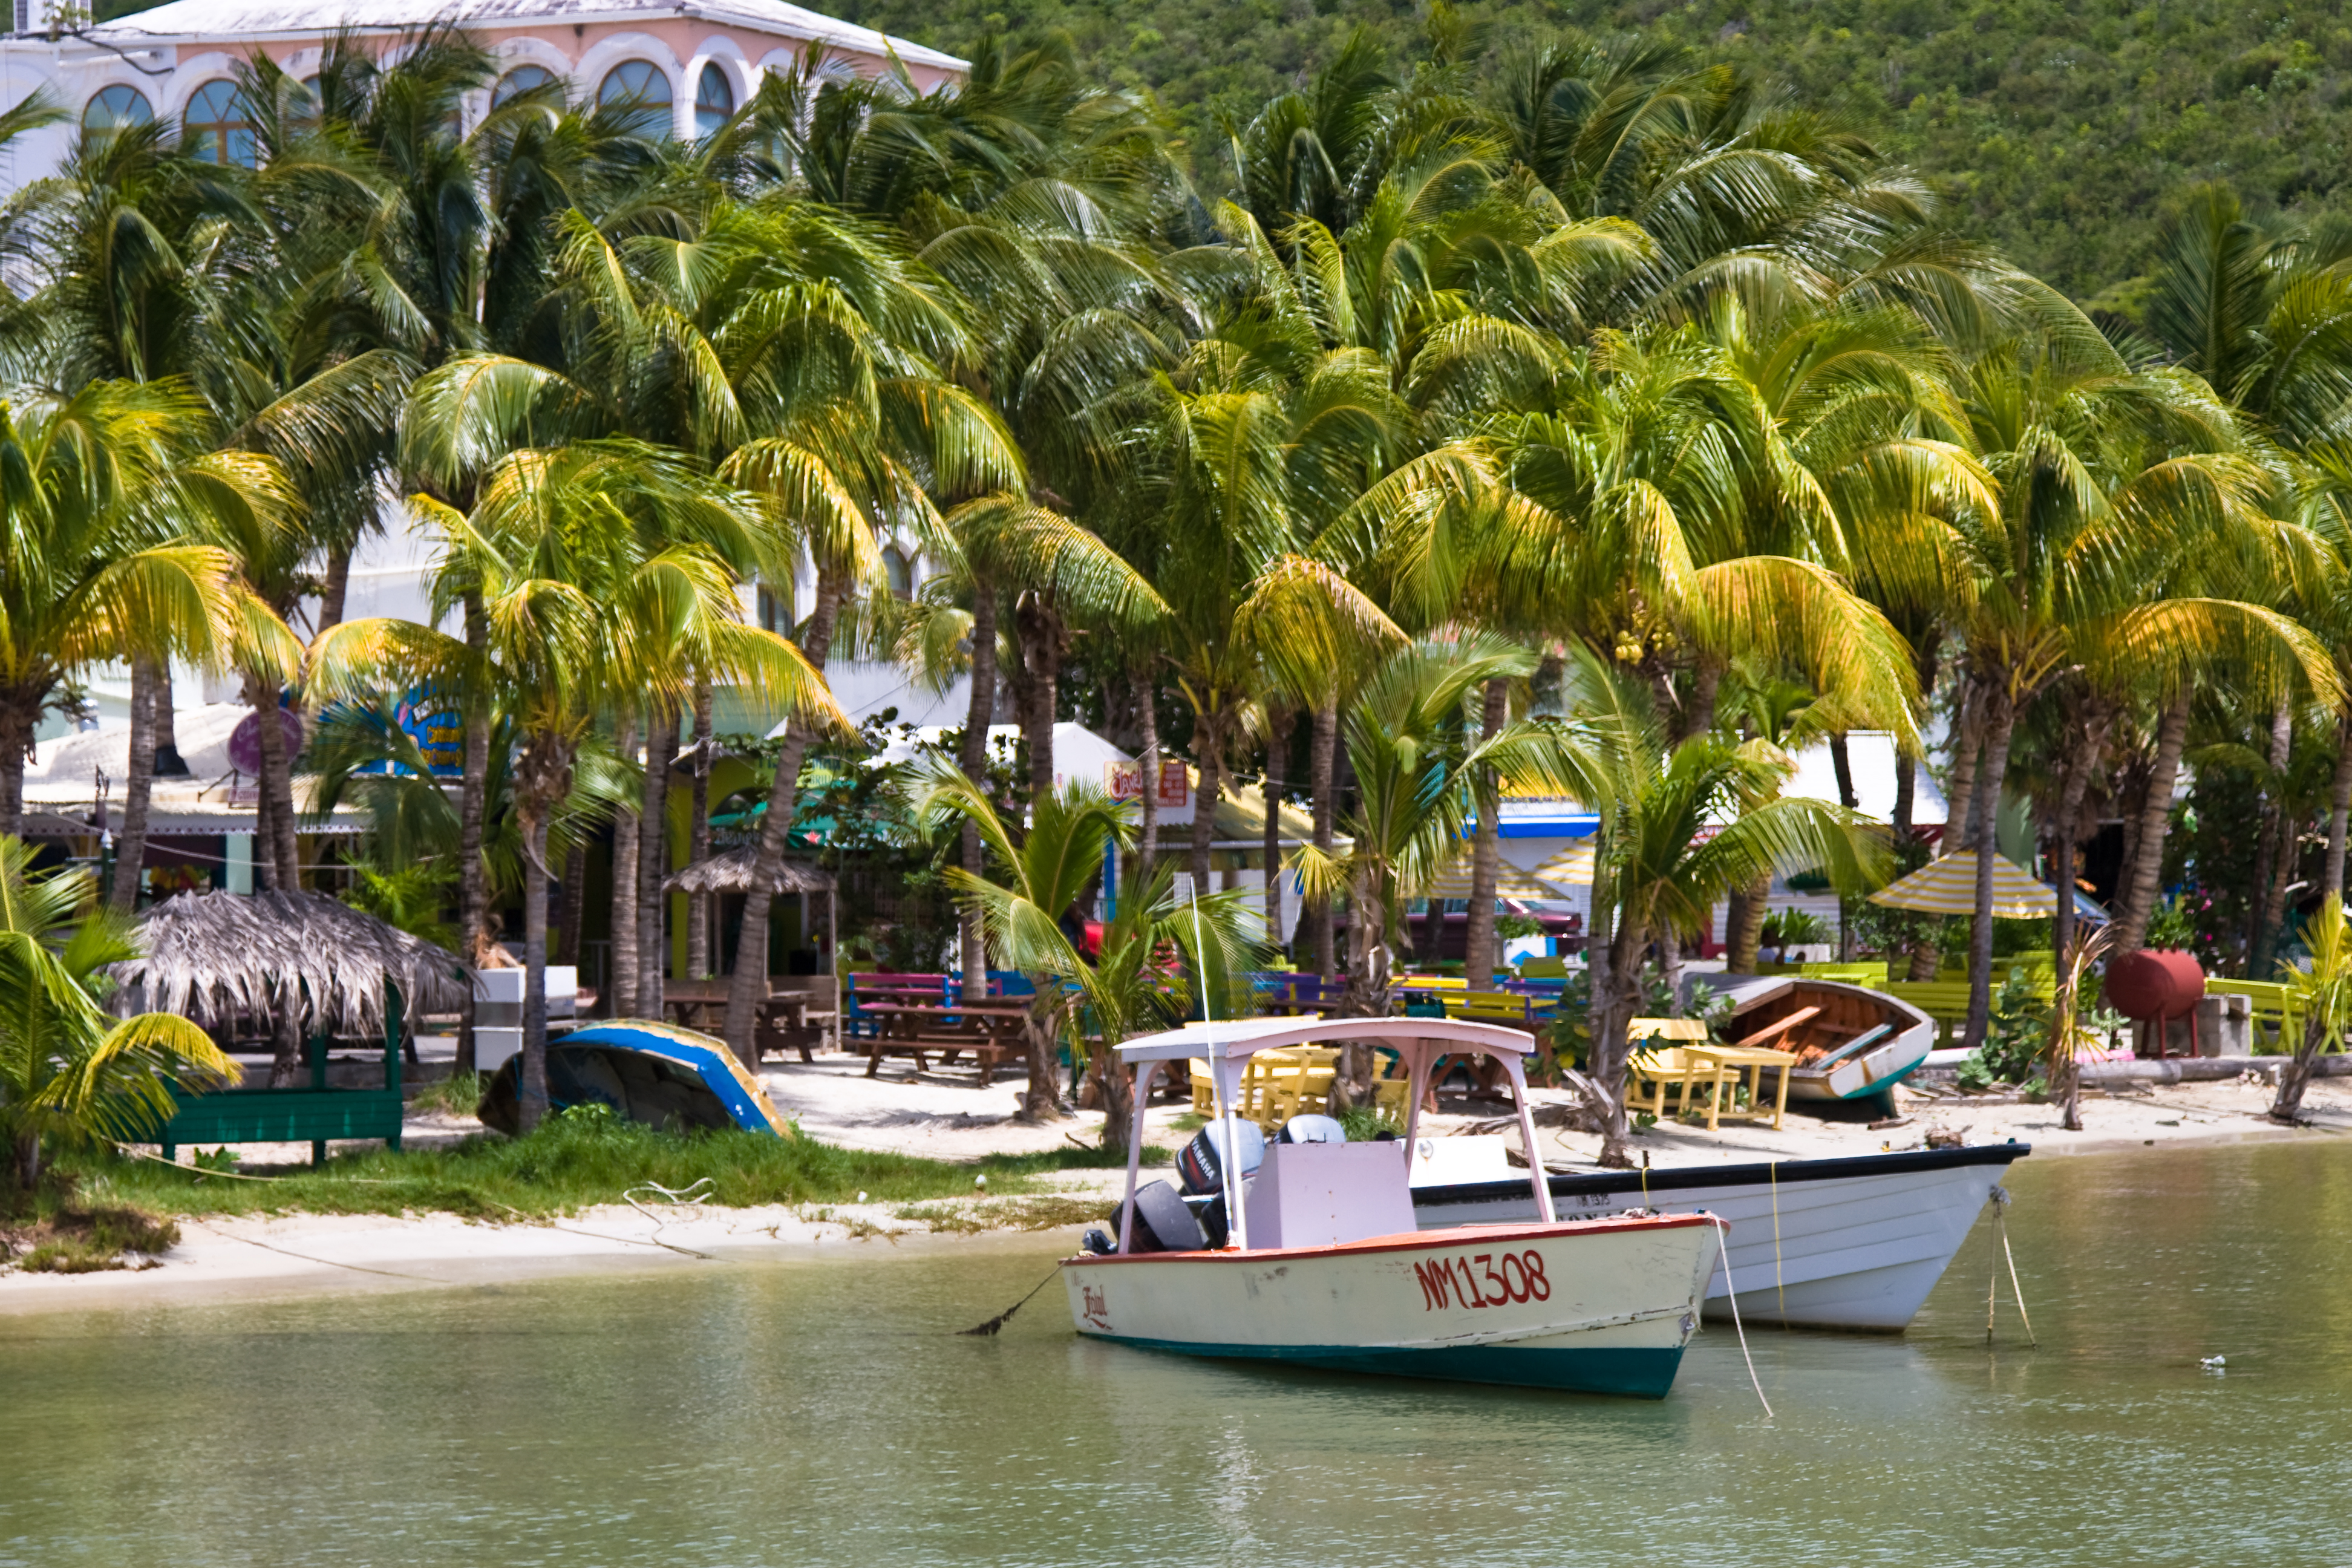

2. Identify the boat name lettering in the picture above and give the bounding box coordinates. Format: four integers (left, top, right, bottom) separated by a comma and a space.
1079, 1282, 1111, 1330
1414, 1249, 1550, 1311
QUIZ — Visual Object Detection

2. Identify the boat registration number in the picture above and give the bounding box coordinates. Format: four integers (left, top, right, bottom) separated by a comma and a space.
1412, 1249, 1552, 1312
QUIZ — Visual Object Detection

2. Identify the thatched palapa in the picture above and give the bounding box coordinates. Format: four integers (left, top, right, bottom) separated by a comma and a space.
115, 890, 471, 1036
664, 848, 835, 895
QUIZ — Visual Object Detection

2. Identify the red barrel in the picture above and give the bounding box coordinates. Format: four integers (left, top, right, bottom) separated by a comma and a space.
2105, 948, 2204, 1021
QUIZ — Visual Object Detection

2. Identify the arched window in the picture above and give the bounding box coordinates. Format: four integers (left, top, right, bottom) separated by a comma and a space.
82, 84, 152, 137
182, 79, 255, 166
596, 60, 671, 136
694, 62, 733, 137
882, 546, 914, 601
492, 64, 557, 107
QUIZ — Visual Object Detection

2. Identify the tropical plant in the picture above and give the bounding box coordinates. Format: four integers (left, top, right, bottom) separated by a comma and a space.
2273, 895, 2352, 1124
0, 839, 240, 1191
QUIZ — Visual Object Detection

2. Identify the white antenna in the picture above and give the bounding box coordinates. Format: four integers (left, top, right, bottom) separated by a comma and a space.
1190, 879, 1248, 1250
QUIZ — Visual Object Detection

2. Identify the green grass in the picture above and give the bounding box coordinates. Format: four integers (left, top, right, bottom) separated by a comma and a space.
54, 1105, 1125, 1223
406, 1071, 486, 1117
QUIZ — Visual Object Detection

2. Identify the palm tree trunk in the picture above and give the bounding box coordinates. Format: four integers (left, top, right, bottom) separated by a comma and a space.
2272, 1008, 2331, 1123
1465, 676, 1509, 982
1829, 732, 1858, 958
685, 684, 714, 979
1310, 697, 1337, 978
1962, 685, 2016, 1051
244, 671, 299, 891
555, 835, 587, 966
1134, 665, 1159, 886
2250, 699, 2295, 978
961, 584, 998, 990
721, 583, 841, 1061
2325, 709, 2352, 900
110, 655, 158, 910
0, 691, 33, 840
1726, 873, 1768, 971
1188, 708, 1223, 901
455, 591, 488, 1073
318, 541, 353, 633
1017, 990, 1071, 1123
607, 712, 639, 1018
636, 701, 676, 1015
519, 806, 553, 1132
1592, 907, 1646, 1168
154, 665, 180, 775
1017, 594, 1062, 803
1263, 703, 1289, 950
2113, 690, 2192, 957
1916, 684, 1984, 981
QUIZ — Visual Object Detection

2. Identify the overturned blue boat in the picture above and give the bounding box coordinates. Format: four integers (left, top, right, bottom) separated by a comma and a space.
479, 1021, 792, 1137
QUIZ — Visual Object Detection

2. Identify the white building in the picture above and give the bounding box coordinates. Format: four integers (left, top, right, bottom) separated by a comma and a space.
0, 0, 962, 191
0, 0, 972, 737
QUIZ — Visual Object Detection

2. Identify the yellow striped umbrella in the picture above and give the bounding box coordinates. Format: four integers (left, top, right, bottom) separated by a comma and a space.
1531, 841, 1596, 891
1866, 851, 2055, 917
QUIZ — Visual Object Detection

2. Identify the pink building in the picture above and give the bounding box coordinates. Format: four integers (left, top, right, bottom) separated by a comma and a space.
0, 0, 963, 185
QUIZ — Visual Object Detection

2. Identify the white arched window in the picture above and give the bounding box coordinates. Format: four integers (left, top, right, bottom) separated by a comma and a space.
596, 60, 671, 136
493, 64, 558, 107
183, 79, 256, 166
694, 62, 733, 137
83, 85, 153, 137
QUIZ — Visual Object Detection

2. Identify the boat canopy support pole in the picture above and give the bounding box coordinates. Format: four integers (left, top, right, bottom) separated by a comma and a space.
1506, 1054, 1555, 1223
1116, 1060, 1160, 1254
1216, 1053, 1250, 1250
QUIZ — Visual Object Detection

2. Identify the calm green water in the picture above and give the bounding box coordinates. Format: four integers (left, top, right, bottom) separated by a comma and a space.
5, 1140, 2352, 1567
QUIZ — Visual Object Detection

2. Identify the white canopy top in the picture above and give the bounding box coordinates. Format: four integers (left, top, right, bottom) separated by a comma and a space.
1113, 1013, 1536, 1065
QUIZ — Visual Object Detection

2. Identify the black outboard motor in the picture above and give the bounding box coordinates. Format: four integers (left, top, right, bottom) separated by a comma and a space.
1178, 1119, 1267, 1195
1106, 1179, 1207, 1252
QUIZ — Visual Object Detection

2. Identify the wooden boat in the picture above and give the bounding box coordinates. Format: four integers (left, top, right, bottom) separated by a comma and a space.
1413, 1142, 2030, 1331
1694, 974, 1936, 1111
1063, 1016, 1722, 1398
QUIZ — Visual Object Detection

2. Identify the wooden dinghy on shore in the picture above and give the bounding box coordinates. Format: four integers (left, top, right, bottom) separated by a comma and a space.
1693, 975, 1936, 1113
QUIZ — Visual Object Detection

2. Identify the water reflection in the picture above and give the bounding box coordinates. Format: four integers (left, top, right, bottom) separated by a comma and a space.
4, 1141, 2352, 1565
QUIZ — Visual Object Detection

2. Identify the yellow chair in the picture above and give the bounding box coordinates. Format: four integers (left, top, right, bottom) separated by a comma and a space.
1256, 1047, 1341, 1127
1624, 1018, 1720, 1121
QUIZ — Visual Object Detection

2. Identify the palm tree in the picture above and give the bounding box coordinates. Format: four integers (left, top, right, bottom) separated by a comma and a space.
0, 381, 293, 835
2272, 894, 2352, 1123
0, 838, 239, 1190
313, 442, 840, 1126
913, 763, 1263, 1129
1570, 652, 1886, 1165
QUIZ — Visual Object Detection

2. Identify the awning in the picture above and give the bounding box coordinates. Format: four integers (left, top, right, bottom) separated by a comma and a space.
1530, 842, 1596, 891
1419, 860, 1557, 900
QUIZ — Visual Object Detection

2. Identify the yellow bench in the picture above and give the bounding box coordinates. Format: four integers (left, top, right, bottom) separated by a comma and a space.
2206, 979, 2307, 1053
1800, 961, 1889, 986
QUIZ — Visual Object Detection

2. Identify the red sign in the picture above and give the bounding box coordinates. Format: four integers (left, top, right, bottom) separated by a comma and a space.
1106, 759, 1189, 807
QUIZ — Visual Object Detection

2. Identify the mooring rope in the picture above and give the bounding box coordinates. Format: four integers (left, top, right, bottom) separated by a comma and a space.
1991, 1185, 2036, 1348
1709, 1215, 1773, 1419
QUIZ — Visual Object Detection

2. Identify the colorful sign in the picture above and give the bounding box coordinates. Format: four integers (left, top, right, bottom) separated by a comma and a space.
395, 689, 465, 776
1105, 759, 1188, 807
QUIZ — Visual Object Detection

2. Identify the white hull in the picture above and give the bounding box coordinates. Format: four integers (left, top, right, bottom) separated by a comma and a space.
1785, 1018, 1936, 1101
1413, 1147, 2025, 1331
1060, 1217, 1719, 1397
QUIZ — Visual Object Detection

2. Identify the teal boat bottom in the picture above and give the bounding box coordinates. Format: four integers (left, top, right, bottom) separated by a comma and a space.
1082, 1333, 1687, 1399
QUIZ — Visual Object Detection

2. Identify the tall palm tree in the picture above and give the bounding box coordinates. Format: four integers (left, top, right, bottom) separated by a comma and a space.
313, 442, 840, 1125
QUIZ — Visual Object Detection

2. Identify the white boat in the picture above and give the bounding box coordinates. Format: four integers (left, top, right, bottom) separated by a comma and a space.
1412, 1142, 2029, 1331
1691, 974, 1938, 1110
1063, 1015, 1723, 1398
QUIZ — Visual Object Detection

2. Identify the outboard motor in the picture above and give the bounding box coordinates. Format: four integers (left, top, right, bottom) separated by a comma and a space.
1178, 1119, 1266, 1195
1278, 1114, 1347, 1145
1106, 1180, 1207, 1252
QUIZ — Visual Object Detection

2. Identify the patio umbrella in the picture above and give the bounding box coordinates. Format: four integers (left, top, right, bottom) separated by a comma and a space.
1419, 860, 1557, 900
1866, 851, 2057, 918
1530, 841, 1596, 891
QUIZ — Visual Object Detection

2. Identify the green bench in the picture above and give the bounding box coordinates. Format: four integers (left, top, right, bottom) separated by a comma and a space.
155, 990, 406, 1166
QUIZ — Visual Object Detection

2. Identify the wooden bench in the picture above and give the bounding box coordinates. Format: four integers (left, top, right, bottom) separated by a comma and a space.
860, 1002, 1028, 1084
845, 973, 948, 1038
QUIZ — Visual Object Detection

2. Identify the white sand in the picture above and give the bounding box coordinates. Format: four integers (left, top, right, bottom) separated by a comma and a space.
8, 1048, 2346, 1313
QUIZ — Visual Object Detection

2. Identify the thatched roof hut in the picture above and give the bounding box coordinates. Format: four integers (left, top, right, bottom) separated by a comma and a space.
114, 890, 470, 1036
664, 848, 835, 896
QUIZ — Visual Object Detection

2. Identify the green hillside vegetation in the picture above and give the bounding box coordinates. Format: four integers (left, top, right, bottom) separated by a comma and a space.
829, 0, 2352, 301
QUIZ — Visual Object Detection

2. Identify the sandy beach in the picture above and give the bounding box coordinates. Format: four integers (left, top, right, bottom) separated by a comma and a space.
5, 1051, 2348, 1313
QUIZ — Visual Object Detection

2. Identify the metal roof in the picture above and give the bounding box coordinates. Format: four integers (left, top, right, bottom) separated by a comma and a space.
85, 0, 967, 71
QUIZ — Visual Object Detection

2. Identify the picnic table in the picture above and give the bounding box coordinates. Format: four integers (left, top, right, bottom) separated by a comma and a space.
659, 979, 840, 1062
859, 1001, 1031, 1084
